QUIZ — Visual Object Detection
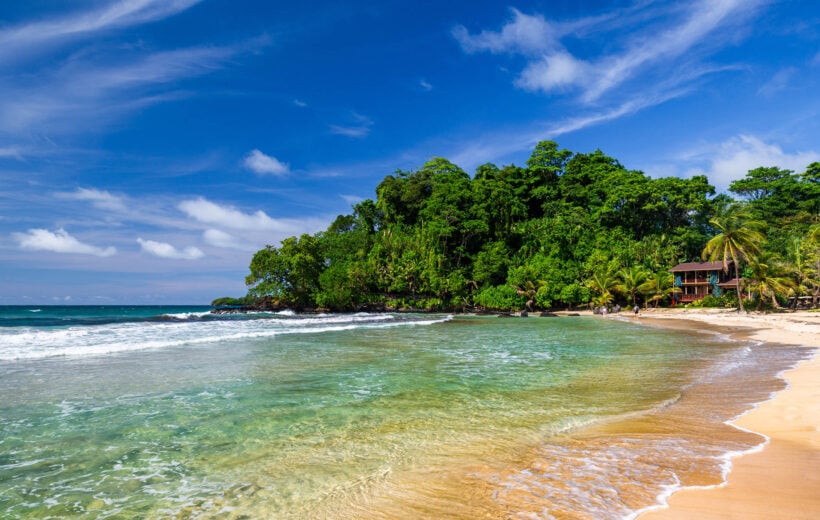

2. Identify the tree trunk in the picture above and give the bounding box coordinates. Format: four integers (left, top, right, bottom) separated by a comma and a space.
736, 276, 745, 312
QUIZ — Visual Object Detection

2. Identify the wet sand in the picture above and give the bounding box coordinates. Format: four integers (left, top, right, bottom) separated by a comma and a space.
633, 309, 820, 519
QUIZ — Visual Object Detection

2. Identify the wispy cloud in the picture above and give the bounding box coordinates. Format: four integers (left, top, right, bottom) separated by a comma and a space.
57, 188, 127, 212
329, 112, 373, 138
758, 67, 797, 97
0, 42, 252, 135
0, 0, 268, 138
13, 228, 117, 257
452, 8, 556, 55
456, 1, 765, 104
340, 194, 364, 206
243, 149, 291, 176
203, 228, 246, 250
137, 237, 204, 260
0, 146, 25, 160
443, 0, 772, 166
0, 0, 202, 62
446, 85, 689, 171
419, 79, 433, 92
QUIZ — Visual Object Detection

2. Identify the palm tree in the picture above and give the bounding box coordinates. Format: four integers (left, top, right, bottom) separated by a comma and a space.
785, 237, 815, 309
701, 204, 766, 312
800, 225, 820, 307
639, 272, 681, 308
586, 269, 619, 308
515, 280, 544, 312
615, 265, 649, 306
745, 253, 796, 310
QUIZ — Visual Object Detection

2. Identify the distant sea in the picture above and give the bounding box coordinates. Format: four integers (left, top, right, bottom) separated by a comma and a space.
0, 306, 808, 518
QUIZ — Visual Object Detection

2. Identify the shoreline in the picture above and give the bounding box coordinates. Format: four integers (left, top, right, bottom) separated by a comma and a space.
629, 309, 820, 519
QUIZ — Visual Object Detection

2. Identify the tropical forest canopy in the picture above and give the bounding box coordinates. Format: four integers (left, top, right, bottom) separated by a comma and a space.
234, 141, 820, 312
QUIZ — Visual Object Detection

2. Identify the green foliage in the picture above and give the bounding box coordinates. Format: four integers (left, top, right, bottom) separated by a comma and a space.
689, 294, 732, 308
701, 204, 767, 312
237, 140, 820, 312
210, 296, 252, 307
473, 285, 525, 311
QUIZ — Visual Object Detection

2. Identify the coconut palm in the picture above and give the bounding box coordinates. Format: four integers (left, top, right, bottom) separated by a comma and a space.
798, 225, 820, 307
515, 280, 544, 311
639, 272, 681, 308
615, 265, 649, 306
701, 204, 766, 312
785, 237, 815, 309
586, 270, 619, 307
745, 253, 796, 310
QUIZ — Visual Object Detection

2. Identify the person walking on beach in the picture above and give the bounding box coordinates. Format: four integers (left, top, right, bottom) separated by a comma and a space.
633, 305, 640, 316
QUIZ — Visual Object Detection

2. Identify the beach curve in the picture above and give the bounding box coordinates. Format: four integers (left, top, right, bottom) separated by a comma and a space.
632, 309, 820, 520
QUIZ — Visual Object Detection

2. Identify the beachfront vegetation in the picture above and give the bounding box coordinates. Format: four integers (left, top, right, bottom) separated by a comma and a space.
227, 142, 820, 312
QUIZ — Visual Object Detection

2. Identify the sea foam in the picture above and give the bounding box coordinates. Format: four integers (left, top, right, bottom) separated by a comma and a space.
0, 313, 452, 361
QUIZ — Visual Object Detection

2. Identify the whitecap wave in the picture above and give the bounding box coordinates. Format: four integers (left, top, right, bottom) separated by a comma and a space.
0, 314, 452, 361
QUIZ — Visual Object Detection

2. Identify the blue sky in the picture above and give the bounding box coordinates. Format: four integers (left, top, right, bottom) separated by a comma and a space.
1, 0, 818, 304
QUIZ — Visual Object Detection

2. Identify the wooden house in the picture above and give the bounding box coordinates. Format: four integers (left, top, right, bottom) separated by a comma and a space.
668, 261, 738, 304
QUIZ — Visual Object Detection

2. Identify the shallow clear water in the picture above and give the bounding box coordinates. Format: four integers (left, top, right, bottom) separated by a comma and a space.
0, 307, 809, 519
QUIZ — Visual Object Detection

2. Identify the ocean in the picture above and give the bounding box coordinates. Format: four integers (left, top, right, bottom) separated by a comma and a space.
0, 306, 808, 519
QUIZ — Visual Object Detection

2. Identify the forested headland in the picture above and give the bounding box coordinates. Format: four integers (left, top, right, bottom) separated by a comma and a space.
214, 141, 820, 312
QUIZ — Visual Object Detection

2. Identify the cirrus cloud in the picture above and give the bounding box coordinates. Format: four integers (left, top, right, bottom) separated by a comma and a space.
13, 228, 117, 257
57, 187, 127, 212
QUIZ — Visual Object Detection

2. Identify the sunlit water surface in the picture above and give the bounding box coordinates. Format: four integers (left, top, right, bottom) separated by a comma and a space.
0, 307, 808, 519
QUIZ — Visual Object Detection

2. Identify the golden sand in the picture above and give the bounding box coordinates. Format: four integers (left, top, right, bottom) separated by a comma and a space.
635, 309, 820, 519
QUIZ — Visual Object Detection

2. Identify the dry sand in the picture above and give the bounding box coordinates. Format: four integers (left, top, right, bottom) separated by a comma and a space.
632, 308, 820, 519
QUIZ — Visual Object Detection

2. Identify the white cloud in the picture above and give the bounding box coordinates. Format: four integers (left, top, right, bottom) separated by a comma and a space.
683, 135, 820, 190
419, 79, 433, 92
581, 0, 752, 102
0, 146, 24, 160
0, 0, 202, 62
203, 228, 243, 249
515, 52, 590, 92
13, 228, 117, 257
757, 67, 797, 97
178, 197, 332, 249
329, 112, 373, 138
137, 237, 204, 260
58, 188, 127, 212
0, 43, 248, 134
243, 149, 290, 176
340, 194, 364, 206
452, 8, 555, 55
455, 0, 765, 104
293, 99, 307, 107
178, 197, 287, 231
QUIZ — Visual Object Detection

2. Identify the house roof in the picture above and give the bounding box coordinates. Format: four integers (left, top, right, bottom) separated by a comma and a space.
717, 278, 742, 288
669, 261, 730, 272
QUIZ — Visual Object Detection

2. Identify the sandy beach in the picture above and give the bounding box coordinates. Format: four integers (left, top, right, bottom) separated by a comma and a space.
631, 308, 820, 519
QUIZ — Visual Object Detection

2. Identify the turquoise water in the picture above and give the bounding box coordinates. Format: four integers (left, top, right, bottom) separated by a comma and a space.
0, 307, 808, 518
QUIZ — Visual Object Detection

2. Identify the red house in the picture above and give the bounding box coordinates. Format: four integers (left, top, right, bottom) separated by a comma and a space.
669, 261, 739, 303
